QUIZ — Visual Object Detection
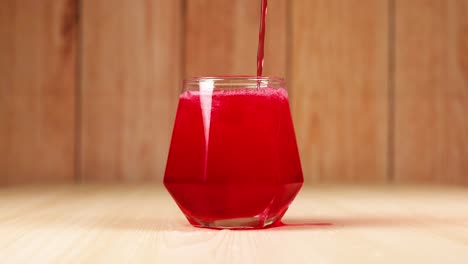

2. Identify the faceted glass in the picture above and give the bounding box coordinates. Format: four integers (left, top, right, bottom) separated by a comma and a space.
164, 76, 303, 229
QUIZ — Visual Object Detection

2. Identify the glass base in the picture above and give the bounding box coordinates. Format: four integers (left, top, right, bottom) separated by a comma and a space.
186, 213, 283, 229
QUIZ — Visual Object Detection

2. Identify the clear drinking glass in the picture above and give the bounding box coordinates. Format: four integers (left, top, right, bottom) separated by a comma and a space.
164, 76, 303, 229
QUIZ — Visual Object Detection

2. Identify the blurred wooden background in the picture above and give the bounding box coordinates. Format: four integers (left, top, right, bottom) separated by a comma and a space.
0, 0, 467, 185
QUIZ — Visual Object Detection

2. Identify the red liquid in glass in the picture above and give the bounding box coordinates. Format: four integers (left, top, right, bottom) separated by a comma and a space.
164, 88, 303, 228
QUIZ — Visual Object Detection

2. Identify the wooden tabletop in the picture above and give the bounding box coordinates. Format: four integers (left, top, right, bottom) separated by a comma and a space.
1, 184, 467, 263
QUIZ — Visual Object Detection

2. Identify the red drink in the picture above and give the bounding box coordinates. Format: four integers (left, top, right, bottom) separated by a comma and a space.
257, 0, 268, 76
164, 79, 303, 229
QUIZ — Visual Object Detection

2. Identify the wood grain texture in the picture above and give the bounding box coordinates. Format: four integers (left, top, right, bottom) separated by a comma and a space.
81, 0, 182, 181
1, 185, 468, 263
290, 0, 389, 183
0, 0, 77, 184
395, 0, 468, 184
185, 0, 287, 77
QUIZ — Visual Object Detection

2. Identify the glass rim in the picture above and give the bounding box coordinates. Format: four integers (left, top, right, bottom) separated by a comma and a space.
183, 75, 286, 86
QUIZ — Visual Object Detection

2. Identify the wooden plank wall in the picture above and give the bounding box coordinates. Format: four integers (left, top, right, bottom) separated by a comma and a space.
0, 0, 77, 184
0, 0, 467, 184
395, 0, 468, 184
80, 0, 182, 181
290, 0, 389, 182
185, 0, 286, 77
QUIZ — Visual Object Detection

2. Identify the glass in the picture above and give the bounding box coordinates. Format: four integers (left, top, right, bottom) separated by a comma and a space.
164, 76, 303, 229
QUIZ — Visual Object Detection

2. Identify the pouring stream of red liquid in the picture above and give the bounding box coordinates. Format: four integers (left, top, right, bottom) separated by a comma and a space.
256, 0, 268, 76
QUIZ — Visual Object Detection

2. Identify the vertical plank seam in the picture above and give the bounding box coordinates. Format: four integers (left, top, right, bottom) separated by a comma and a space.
387, 0, 396, 183
286, 0, 292, 97
181, 0, 187, 80
74, 0, 83, 183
